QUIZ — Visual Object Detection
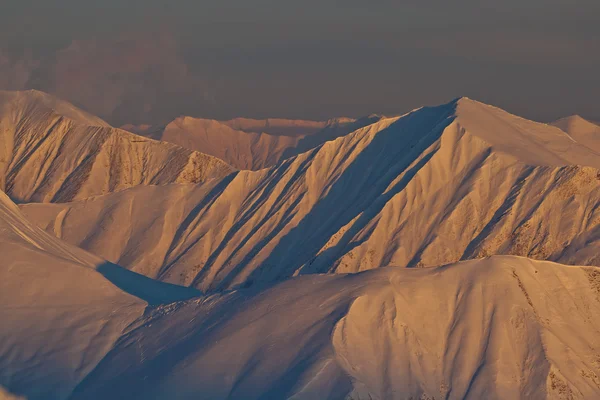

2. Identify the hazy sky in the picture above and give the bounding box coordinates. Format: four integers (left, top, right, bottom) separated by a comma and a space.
1, 0, 598, 125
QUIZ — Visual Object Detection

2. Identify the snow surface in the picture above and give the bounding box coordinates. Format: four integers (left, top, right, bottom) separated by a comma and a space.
0, 90, 234, 202
4, 233, 600, 399
0, 190, 200, 399
4, 92, 600, 399
133, 115, 381, 170
551, 115, 600, 154
22, 98, 600, 291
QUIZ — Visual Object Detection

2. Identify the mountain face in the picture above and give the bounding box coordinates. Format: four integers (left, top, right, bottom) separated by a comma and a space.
0, 90, 234, 203
4, 91, 600, 400
0, 190, 199, 400
132, 115, 381, 170
21, 98, 600, 291
71, 257, 600, 400
551, 115, 600, 154
4, 231, 600, 399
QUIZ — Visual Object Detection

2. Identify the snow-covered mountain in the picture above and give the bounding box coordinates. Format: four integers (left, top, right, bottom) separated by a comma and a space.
4, 91, 600, 400
0, 90, 234, 203
22, 98, 600, 291
0, 189, 199, 400
132, 115, 381, 170
551, 115, 600, 154
4, 200, 600, 400
71, 256, 600, 400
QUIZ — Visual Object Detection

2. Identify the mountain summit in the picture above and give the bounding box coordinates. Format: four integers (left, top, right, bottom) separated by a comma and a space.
551, 114, 600, 154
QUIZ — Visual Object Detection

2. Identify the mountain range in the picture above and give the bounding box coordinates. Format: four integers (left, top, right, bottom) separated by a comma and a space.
19, 96, 600, 292
2, 89, 600, 399
124, 115, 381, 170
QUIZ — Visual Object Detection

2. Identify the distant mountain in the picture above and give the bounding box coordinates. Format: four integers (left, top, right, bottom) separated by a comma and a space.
119, 123, 157, 136
130, 115, 381, 170
0, 90, 234, 203
221, 117, 331, 136
551, 115, 600, 154
22, 98, 600, 291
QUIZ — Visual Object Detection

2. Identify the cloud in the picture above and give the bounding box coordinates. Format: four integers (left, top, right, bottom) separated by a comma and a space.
0, 28, 212, 126
0, 2, 598, 125
42, 30, 210, 125
0, 49, 38, 90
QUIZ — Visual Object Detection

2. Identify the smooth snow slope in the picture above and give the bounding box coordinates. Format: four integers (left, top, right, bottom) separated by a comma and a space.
67, 257, 600, 399
0, 90, 234, 203
0, 190, 200, 400
551, 115, 600, 154
21, 98, 600, 291
136, 115, 381, 170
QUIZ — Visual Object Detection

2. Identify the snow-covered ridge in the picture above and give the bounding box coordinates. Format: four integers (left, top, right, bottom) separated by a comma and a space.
0, 90, 111, 128
132, 114, 382, 170
456, 98, 600, 167
0, 90, 234, 203
5, 250, 600, 399
3, 92, 600, 399
551, 114, 600, 154
21, 97, 600, 291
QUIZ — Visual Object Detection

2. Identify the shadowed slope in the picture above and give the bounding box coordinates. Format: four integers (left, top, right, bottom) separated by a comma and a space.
70, 257, 600, 399
0, 189, 200, 399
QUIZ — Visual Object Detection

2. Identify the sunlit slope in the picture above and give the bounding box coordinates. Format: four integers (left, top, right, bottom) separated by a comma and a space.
22, 98, 600, 290
0, 90, 234, 202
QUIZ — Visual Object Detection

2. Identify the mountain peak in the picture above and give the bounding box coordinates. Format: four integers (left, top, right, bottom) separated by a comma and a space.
550, 114, 600, 153
0, 91, 234, 202
552, 114, 599, 131
452, 97, 600, 167
0, 89, 111, 127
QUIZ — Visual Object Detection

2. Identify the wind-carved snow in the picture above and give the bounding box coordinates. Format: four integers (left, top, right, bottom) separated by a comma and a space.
0, 90, 234, 203
21, 98, 600, 291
